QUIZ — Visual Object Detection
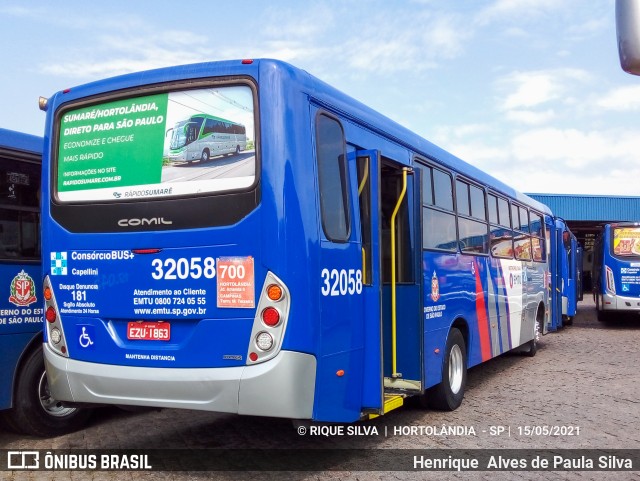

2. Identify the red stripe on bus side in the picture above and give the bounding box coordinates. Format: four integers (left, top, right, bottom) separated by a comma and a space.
474, 262, 492, 361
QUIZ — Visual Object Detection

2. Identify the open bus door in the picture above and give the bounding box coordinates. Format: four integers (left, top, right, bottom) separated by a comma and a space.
565, 233, 578, 319
352, 150, 383, 414
352, 151, 423, 418
548, 220, 564, 331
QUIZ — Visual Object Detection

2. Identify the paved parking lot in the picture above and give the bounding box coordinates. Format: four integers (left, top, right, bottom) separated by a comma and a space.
2, 296, 640, 480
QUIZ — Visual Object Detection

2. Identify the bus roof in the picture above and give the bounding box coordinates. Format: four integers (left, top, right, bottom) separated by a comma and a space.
0, 128, 43, 156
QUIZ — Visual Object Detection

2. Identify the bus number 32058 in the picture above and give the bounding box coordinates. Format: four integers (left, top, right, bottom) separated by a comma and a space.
321, 268, 363, 296
151, 257, 216, 280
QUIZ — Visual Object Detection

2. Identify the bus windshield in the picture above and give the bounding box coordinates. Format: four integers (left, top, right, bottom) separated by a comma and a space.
57, 84, 255, 203
612, 226, 640, 257
168, 121, 189, 150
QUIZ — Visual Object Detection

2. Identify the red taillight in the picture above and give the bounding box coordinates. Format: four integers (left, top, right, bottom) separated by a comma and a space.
241, 59, 254, 64
261, 307, 280, 327
249, 352, 258, 362
605, 266, 616, 294
46, 306, 56, 323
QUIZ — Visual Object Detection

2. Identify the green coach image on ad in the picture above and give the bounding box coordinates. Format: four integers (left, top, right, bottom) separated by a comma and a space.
56, 85, 255, 203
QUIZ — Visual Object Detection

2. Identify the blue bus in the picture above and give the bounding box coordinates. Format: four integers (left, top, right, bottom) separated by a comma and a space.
593, 223, 640, 322
547, 219, 582, 330
41, 59, 555, 422
0, 128, 90, 436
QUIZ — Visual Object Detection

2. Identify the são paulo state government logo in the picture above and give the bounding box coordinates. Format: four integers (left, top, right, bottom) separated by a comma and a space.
430, 271, 440, 302
9, 270, 37, 307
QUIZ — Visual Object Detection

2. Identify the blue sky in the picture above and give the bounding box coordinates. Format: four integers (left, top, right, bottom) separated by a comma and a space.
1, 0, 638, 195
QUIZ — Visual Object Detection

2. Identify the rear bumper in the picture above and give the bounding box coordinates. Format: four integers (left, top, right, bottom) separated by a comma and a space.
44, 345, 316, 419
601, 292, 640, 311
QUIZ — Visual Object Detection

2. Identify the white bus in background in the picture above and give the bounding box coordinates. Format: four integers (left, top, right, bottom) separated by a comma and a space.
167, 114, 247, 163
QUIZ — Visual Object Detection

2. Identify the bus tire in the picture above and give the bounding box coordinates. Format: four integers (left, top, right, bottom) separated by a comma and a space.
595, 295, 610, 322
525, 309, 544, 357
201, 149, 210, 162
597, 309, 612, 323
0, 346, 91, 437
428, 328, 467, 411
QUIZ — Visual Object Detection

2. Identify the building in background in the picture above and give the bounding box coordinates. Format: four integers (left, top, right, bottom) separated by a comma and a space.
528, 194, 640, 292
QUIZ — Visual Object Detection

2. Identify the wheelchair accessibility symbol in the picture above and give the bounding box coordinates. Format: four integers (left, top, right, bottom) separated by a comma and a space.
78, 326, 94, 348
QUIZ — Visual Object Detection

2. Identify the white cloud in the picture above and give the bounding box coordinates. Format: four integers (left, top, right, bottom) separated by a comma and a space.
262, 4, 334, 40
38, 4, 471, 81
41, 28, 213, 79
510, 128, 610, 168
566, 17, 609, 40
506, 109, 555, 125
443, 126, 640, 195
503, 74, 557, 109
343, 13, 469, 74
475, 0, 568, 26
596, 85, 640, 111
498, 69, 590, 111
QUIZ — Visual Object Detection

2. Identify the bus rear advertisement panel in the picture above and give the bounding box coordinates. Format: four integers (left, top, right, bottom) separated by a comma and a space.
57, 85, 254, 202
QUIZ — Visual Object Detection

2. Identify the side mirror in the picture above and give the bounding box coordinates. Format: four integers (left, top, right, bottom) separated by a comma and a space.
616, 0, 640, 75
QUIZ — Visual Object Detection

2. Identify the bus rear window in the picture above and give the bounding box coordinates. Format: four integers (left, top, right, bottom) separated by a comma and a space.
56, 85, 255, 202
612, 227, 640, 257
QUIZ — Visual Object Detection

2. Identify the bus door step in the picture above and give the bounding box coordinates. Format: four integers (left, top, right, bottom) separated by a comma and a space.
366, 394, 405, 419
384, 376, 421, 392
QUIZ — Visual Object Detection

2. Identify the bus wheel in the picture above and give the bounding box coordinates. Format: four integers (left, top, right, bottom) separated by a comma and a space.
427, 328, 467, 411
0, 346, 91, 437
595, 296, 609, 322
526, 312, 543, 357
201, 149, 210, 162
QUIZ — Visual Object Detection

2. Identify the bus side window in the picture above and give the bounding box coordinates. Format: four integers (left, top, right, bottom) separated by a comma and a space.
0, 209, 40, 260
422, 165, 457, 252
490, 195, 513, 258
186, 124, 197, 144
203, 118, 215, 135
433, 168, 453, 211
530, 212, 546, 262
0, 158, 40, 260
315, 114, 350, 242
456, 181, 488, 255
513, 205, 532, 261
